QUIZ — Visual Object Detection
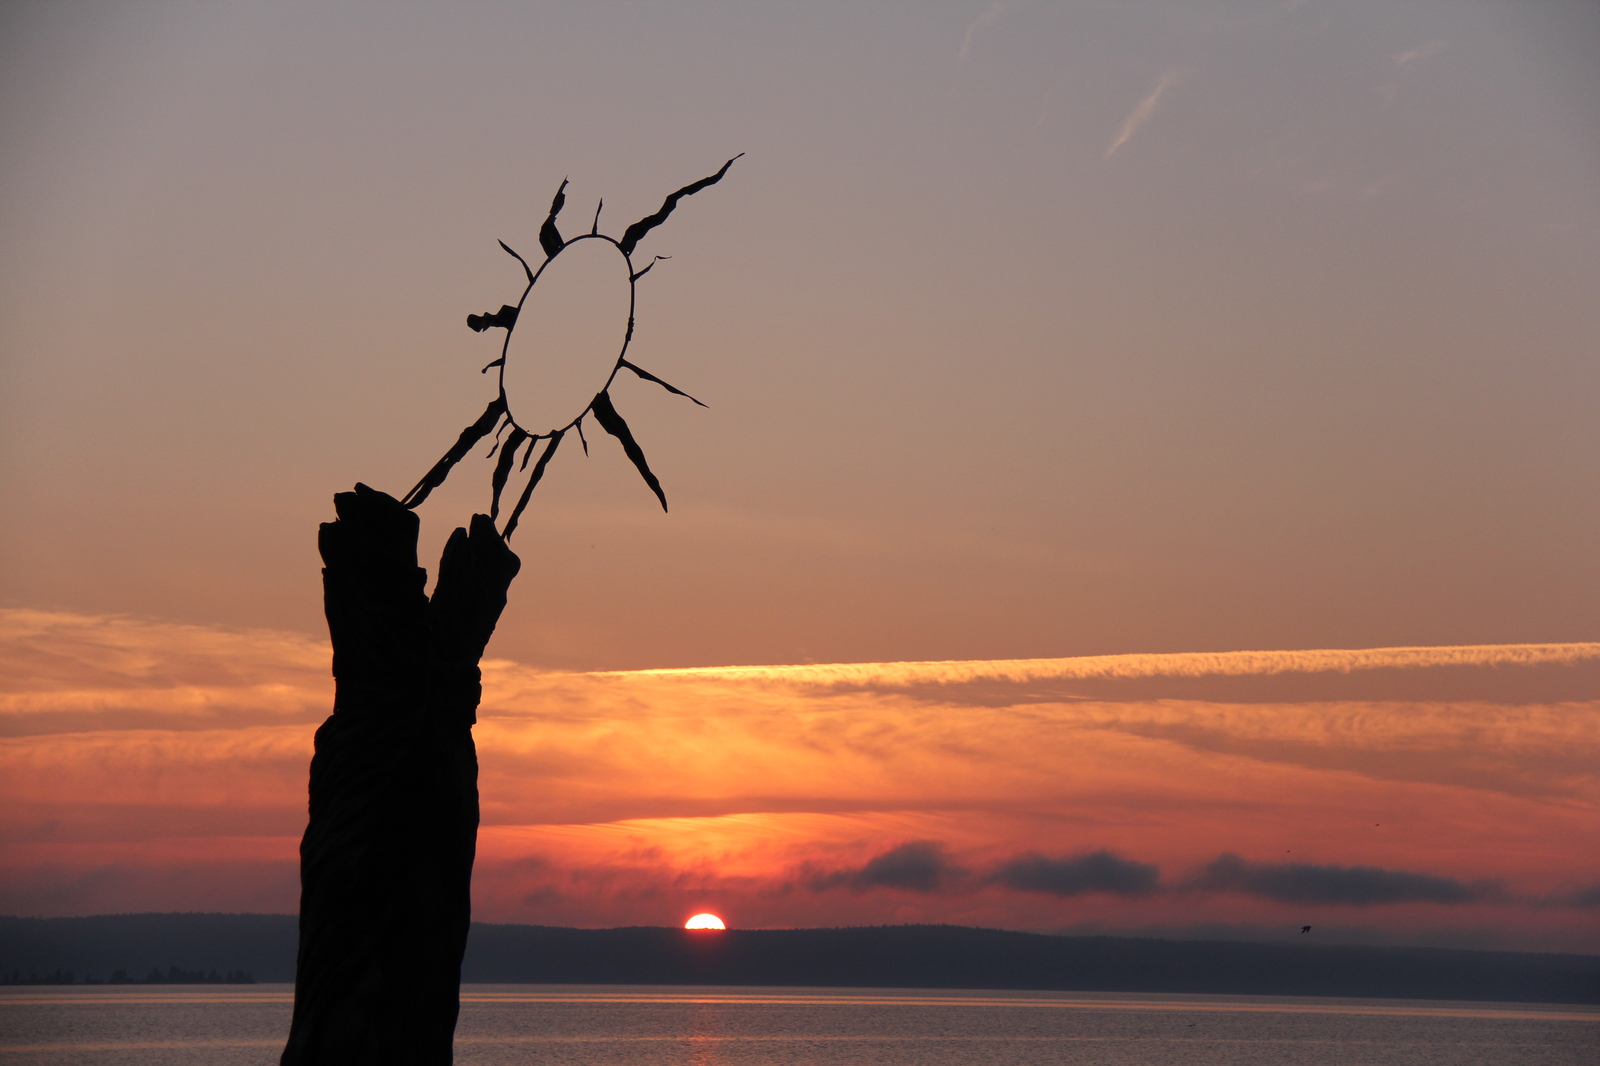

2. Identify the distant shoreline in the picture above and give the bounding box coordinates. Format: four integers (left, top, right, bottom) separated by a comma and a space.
3, 915, 1597, 1005
1, 964, 255, 986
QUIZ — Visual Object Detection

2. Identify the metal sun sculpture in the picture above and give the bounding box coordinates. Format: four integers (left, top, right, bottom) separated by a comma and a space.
400, 155, 742, 536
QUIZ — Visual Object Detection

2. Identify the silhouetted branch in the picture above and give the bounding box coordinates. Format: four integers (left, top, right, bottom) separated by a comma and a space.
630, 255, 670, 281
591, 390, 667, 511
401, 397, 507, 509
467, 305, 519, 333
488, 428, 529, 520
498, 240, 534, 284
618, 154, 743, 256
502, 431, 563, 539
539, 179, 568, 259
621, 361, 707, 407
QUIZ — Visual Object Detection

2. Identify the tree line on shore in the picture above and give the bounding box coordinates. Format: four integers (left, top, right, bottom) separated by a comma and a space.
2, 965, 256, 985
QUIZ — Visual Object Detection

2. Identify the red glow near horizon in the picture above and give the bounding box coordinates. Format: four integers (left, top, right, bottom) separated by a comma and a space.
2, 611, 1597, 951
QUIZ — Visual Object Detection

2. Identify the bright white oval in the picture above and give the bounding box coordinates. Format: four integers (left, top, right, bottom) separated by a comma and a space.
501, 236, 633, 436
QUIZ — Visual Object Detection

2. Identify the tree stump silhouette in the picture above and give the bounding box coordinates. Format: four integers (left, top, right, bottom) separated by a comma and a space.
281, 484, 520, 1065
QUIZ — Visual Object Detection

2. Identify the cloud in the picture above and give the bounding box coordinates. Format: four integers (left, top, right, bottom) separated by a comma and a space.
1563, 883, 1600, 908
1192, 853, 1498, 906
994, 850, 1160, 897
0, 609, 330, 734
1106, 69, 1182, 157
3, 609, 1598, 948
854, 841, 960, 891
808, 841, 965, 894
957, 2, 1009, 66
614, 640, 1600, 690
1394, 40, 1446, 66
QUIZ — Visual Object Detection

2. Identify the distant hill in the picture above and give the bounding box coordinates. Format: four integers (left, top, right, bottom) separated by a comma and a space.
3, 914, 1596, 1004
1, 913, 297, 984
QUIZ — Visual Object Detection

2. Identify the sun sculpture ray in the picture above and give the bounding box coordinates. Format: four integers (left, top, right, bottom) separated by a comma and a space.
400, 154, 741, 534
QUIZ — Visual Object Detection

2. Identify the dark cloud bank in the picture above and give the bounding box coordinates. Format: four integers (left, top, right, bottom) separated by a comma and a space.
806, 843, 1541, 908
806, 841, 964, 893
1563, 883, 1600, 908
1189, 853, 1503, 905
994, 850, 1160, 897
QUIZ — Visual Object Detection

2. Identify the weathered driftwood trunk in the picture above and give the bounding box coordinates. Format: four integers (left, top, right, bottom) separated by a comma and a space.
282, 484, 519, 1065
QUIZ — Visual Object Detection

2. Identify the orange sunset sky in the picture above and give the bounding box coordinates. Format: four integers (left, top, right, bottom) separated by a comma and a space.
2, 2, 1598, 952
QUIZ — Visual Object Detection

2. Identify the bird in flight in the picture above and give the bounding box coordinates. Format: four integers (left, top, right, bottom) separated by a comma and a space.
1301, 926, 1312, 934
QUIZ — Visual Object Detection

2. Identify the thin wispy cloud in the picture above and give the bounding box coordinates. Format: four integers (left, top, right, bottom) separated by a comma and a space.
957, 2, 1009, 66
613, 641, 1600, 688
1106, 69, 1182, 157
1394, 40, 1446, 66
4, 610, 1598, 947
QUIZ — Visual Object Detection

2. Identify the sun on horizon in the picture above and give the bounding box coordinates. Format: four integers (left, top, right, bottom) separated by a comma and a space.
684, 913, 726, 930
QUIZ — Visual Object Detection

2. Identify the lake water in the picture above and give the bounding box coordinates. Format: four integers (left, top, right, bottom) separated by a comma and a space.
2, 985, 1596, 1065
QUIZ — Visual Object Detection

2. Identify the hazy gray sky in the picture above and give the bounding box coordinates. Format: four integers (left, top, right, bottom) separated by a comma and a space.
3, 0, 1597, 669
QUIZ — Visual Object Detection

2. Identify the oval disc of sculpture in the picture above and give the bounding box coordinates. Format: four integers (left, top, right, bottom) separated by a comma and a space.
501, 235, 634, 437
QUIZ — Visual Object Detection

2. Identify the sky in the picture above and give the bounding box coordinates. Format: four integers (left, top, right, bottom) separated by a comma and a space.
5, 608, 1599, 951
1, 1, 1597, 947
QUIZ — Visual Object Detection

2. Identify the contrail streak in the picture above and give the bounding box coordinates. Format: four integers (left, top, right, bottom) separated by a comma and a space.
1106, 69, 1181, 157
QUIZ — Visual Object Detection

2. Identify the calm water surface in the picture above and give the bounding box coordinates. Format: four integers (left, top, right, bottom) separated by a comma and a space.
2, 984, 1595, 1065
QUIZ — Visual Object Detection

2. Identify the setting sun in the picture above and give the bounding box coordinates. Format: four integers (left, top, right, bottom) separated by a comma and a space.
684, 913, 726, 930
